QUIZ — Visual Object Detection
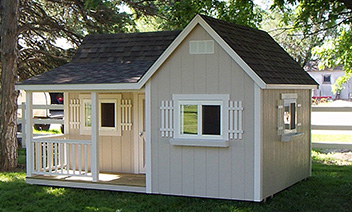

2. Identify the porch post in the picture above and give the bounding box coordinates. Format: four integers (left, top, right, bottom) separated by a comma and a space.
25, 91, 33, 177
91, 92, 99, 182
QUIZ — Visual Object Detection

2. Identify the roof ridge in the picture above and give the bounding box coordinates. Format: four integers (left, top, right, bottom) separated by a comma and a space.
199, 14, 266, 34
86, 30, 182, 39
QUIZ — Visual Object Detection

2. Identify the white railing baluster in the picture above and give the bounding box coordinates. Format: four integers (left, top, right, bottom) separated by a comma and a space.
66, 143, 70, 174
84, 144, 88, 175
78, 144, 82, 175
54, 143, 58, 173
72, 144, 75, 175
60, 143, 64, 174
43, 142, 47, 173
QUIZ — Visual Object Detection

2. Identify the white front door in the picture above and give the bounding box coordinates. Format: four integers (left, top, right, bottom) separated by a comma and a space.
138, 94, 146, 173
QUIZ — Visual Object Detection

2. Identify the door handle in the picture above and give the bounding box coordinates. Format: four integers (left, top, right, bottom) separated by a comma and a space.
139, 132, 144, 136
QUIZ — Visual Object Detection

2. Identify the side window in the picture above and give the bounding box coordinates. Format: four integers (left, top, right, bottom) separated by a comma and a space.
279, 93, 303, 141
283, 99, 297, 134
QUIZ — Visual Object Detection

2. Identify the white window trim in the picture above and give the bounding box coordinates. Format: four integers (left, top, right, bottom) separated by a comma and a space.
172, 94, 229, 146
280, 93, 303, 142
79, 94, 122, 136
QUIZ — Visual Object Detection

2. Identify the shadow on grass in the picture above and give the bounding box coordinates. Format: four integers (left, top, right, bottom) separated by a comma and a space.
1, 157, 351, 211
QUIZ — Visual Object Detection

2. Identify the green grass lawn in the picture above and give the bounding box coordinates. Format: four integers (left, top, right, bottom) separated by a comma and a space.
312, 134, 352, 142
0, 149, 351, 212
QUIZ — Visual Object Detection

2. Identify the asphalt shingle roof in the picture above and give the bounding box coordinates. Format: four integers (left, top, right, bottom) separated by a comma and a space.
19, 15, 317, 86
19, 30, 181, 85
200, 15, 317, 85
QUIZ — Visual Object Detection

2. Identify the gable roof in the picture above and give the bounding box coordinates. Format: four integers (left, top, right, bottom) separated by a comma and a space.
199, 15, 317, 86
18, 31, 181, 85
17, 15, 317, 91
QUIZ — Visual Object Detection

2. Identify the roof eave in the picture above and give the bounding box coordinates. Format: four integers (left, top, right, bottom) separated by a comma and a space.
16, 83, 141, 92
265, 84, 318, 90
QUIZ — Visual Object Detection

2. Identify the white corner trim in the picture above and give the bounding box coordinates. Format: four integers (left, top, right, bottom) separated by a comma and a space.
265, 84, 318, 90
145, 81, 152, 193
253, 84, 263, 201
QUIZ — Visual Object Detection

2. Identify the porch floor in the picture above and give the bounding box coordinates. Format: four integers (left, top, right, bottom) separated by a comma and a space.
28, 173, 146, 190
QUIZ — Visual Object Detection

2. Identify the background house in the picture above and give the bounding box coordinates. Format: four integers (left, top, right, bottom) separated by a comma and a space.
305, 61, 352, 100
16, 15, 317, 202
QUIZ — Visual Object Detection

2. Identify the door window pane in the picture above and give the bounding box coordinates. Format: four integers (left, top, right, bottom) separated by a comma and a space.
101, 103, 115, 127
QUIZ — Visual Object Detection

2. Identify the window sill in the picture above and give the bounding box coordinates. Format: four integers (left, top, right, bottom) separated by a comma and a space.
170, 138, 229, 147
281, 132, 304, 142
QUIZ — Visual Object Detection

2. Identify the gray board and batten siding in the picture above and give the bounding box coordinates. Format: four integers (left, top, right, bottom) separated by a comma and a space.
149, 25, 256, 200
262, 89, 311, 198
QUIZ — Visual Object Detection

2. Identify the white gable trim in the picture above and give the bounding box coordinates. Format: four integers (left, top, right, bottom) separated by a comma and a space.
137, 14, 267, 89
137, 16, 201, 88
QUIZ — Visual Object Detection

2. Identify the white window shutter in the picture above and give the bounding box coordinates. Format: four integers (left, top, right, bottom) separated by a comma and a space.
277, 100, 284, 135
160, 100, 174, 138
69, 98, 80, 129
228, 100, 244, 140
121, 99, 132, 131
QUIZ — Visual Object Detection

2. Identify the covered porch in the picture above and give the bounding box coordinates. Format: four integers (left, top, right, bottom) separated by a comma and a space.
24, 91, 147, 190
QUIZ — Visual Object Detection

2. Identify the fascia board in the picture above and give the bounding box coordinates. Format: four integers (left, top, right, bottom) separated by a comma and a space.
16, 83, 140, 91
265, 84, 318, 90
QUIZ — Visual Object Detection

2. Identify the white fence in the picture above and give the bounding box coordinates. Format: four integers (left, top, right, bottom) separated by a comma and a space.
311, 106, 352, 150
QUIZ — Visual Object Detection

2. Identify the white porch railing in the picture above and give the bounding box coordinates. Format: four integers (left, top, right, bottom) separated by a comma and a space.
17, 102, 64, 148
31, 137, 92, 177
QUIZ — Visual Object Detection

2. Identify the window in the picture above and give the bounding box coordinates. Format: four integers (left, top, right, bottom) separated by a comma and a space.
279, 93, 303, 142
180, 104, 221, 136
79, 94, 121, 136
283, 98, 297, 134
323, 74, 331, 84
173, 94, 229, 141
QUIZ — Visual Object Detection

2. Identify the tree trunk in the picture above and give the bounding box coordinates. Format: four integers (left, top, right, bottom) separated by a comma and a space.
0, 0, 19, 171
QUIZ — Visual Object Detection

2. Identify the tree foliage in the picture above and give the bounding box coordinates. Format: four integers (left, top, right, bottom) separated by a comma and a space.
17, 0, 139, 81
156, 0, 263, 30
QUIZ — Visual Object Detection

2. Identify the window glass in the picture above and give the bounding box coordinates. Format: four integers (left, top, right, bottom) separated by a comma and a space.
284, 101, 296, 133
323, 75, 331, 84
202, 105, 220, 135
101, 103, 115, 127
84, 102, 91, 127
180, 104, 198, 135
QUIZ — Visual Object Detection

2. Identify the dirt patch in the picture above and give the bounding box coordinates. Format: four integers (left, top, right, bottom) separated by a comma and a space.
318, 149, 352, 165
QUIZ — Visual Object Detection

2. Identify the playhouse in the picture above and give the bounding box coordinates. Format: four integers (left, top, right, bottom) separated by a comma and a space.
16, 15, 317, 202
